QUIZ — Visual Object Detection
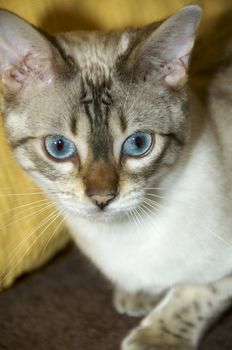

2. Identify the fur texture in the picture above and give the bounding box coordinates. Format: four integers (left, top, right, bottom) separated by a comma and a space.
1, 5, 232, 349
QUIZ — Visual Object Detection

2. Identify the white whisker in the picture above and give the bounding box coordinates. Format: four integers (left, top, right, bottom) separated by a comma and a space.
141, 201, 162, 215
0, 198, 49, 216
143, 196, 232, 248
145, 192, 166, 201
41, 210, 68, 257
0, 190, 56, 197
7, 207, 63, 262
0, 208, 63, 286
129, 208, 141, 234
132, 207, 144, 233
0, 202, 55, 231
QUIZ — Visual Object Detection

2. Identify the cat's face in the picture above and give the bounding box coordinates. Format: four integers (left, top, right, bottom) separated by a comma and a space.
0, 6, 201, 221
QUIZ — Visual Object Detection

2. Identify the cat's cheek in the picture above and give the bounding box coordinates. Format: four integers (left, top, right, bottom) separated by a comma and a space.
10, 146, 54, 193
14, 147, 36, 172
4, 111, 28, 142
44, 160, 77, 177
29, 171, 55, 192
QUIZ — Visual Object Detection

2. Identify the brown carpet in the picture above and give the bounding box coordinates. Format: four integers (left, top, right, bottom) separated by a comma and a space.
0, 245, 231, 350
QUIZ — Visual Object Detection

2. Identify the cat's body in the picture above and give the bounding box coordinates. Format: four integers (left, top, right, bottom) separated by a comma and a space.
1, 5, 232, 350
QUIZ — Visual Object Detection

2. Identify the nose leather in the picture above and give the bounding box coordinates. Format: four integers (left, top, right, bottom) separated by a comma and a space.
90, 193, 116, 210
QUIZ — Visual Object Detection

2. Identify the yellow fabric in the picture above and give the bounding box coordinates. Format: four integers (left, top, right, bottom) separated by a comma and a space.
0, 120, 70, 290
0, 0, 230, 290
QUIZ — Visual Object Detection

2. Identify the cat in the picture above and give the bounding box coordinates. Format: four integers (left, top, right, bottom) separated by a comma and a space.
1, 5, 232, 350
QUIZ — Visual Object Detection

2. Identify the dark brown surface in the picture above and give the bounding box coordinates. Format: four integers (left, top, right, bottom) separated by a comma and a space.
0, 245, 232, 350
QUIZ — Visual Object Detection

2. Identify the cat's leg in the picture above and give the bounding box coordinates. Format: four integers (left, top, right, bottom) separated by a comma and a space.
113, 287, 164, 317
122, 276, 232, 350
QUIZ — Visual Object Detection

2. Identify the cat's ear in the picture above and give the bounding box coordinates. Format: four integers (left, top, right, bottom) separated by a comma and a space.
0, 10, 58, 94
128, 5, 202, 90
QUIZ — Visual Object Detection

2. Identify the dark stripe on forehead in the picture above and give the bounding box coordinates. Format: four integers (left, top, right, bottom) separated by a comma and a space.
80, 75, 114, 161
119, 112, 127, 132
91, 125, 112, 161
93, 86, 104, 126
84, 103, 94, 132
70, 114, 77, 135
80, 75, 113, 125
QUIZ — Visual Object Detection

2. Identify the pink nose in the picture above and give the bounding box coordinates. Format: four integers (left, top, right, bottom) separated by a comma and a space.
90, 193, 116, 210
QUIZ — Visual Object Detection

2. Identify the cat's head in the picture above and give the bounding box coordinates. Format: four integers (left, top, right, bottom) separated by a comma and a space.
0, 6, 202, 221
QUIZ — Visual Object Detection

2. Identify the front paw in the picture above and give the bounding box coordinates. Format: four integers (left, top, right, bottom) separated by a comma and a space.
122, 326, 194, 350
113, 288, 162, 317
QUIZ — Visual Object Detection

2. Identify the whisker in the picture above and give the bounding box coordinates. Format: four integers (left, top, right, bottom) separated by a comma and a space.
143, 197, 164, 209
1, 208, 63, 286
129, 209, 141, 234
0, 190, 57, 197
141, 200, 163, 215
143, 197, 232, 248
133, 206, 146, 231
145, 193, 167, 201
132, 207, 144, 233
137, 202, 163, 237
143, 187, 166, 191
7, 207, 63, 262
138, 203, 156, 222
41, 210, 68, 257
0, 198, 49, 216
0, 201, 55, 231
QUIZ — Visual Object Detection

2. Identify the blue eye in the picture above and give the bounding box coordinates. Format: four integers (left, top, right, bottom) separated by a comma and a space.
122, 132, 153, 157
44, 135, 77, 160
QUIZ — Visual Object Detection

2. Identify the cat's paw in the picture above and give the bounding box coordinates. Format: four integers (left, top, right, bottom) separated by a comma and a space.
121, 326, 194, 350
113, 288, 162, 317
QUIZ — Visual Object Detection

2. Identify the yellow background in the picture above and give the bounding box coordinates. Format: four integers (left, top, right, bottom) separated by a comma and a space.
1, 0, 231, 31
0, 0, 231, 289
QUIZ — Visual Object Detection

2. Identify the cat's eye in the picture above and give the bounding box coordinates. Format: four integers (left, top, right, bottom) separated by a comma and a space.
122, 132, 153, 157
44, 135, 77, 161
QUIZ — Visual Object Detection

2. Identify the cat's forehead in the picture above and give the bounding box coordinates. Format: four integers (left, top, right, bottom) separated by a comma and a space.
52, 31, 128, 124
51, 32, 133, 136
57, 31, 130, 83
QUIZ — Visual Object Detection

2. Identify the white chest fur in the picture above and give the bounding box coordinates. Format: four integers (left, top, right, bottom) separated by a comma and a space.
67, 174, 232, 294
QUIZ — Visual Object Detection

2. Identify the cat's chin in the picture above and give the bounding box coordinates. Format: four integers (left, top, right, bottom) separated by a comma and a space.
66, 207, 128, 223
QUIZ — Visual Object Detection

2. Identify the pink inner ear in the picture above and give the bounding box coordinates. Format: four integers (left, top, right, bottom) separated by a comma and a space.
1, 54, 31, 93
161, 39, 194, 90
1, 52, 53, 94
162, 59, 187, 90
2, 67, 26, 92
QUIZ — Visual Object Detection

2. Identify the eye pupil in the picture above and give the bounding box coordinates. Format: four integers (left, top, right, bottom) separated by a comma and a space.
56, 139, 64, 151
135, 136, 143, 148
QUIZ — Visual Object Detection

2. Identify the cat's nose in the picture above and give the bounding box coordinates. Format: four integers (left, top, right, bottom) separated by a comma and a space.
90, 193, 116, 210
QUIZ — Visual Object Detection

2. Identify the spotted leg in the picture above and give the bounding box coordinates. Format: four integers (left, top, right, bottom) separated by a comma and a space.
122, 277, 232, 350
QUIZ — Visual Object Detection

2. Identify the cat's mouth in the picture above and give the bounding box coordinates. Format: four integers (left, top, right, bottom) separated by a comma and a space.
60, 199, 137, 222
66, 205, 128, 221
55, 191, 144, 222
